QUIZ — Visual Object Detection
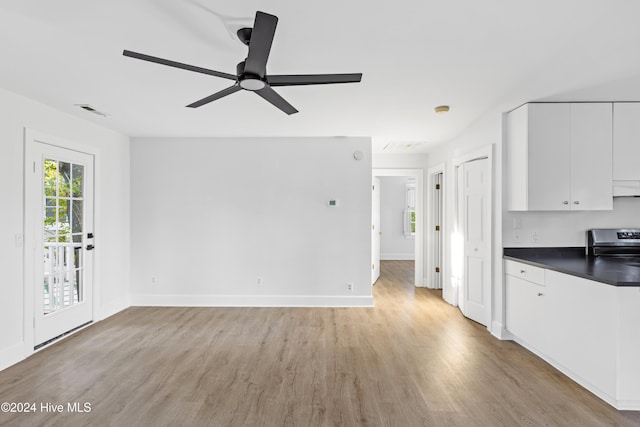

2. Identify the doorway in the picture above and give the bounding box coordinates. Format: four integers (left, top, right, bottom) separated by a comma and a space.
371, 169, 424, 287
25, 130, 95, 348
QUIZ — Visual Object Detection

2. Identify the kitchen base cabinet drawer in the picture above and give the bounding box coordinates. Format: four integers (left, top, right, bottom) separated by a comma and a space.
504, 259, 545, 285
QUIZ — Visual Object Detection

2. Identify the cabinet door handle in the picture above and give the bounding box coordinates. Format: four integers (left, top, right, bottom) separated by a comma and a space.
537, 292, 543, 296
562, 201, 569, 205
574, 201, 580, 205
520, 269, 526, 274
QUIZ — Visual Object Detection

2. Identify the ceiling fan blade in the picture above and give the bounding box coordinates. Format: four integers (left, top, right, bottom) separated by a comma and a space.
244, 11, 278, 77
255, 86, 298, 115
267, 73, 363, 86
123, 50, 237, 80
186, 85, 241, 108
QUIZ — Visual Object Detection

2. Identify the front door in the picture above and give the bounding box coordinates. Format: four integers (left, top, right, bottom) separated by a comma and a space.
29, 140, 95, 346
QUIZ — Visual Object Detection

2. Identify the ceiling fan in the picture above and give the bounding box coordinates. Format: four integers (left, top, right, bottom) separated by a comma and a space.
123, 11, 362, 115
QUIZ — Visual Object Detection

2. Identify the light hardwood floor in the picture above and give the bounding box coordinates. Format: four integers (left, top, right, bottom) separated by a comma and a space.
1, 260, 639, 426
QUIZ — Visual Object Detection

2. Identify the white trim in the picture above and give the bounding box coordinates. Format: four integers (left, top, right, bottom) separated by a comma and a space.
380, 253, 415, 260
0, 342, 28, 372
490, 320, 511, 340
98, 301, 129, 321
372, 168, 424, 287
427, 163, 446, 290
131, 294, 374, 308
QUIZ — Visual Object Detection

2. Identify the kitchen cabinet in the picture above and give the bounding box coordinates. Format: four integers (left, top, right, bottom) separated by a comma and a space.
504, 259, 640, 409
506, 102, 613, 211
504, 260, 546, 352
543, 269, 617, 400
613, 102, 640, 181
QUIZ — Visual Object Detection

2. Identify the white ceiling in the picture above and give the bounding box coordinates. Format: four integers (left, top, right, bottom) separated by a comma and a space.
2, 0, 640, 153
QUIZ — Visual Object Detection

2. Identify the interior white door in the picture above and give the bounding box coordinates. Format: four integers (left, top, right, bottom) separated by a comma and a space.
460, 158, 490, 326
30, 141, 95, 346
372, 177, 381, 285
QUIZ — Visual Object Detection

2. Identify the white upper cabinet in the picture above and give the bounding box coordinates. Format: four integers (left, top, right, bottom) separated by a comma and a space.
613, 103, 640, 181
570, 103, 613, 210
506, 103, 613, 211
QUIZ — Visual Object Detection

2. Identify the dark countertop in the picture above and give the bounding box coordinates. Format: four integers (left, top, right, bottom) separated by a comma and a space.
503, 247, 640, 286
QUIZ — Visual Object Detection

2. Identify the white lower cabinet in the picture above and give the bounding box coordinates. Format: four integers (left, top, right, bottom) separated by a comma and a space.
543, 270, 617, 400
505, 262, 546, 352
504, 259, 640, 409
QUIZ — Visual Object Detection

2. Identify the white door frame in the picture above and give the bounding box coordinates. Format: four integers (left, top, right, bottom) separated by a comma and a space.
451, 145, 493, 329
427, 163, 446, 290
372, 168, 424, 287
24, 128, 101, 350
371, 176, 381, 285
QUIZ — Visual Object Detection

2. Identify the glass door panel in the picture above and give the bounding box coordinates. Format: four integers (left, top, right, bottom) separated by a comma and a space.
42, 158, 85, 315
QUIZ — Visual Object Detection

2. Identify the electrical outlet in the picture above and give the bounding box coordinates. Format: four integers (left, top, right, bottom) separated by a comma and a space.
346, 282, 354, 292
15, 234, 23, 247
151, 276, 157, 284
532, 231, 540, 243
512, 230, 521, 243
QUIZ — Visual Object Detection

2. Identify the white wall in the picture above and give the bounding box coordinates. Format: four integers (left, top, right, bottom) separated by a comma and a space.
130, 137, 372, 307
0, 87, 130, 371
503, 197, 640, 247
379, 176, 415, 260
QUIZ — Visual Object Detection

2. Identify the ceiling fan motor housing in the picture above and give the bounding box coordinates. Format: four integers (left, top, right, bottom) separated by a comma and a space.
237, 61, 265, 91
237, 27, 252, 46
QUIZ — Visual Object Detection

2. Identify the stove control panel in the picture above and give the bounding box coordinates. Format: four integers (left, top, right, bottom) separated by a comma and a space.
617, 231, 640, 240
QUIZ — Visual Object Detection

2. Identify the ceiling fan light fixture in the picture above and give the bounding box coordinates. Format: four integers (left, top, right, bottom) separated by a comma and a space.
435, 105, 450, 114
239, 77, 266, 91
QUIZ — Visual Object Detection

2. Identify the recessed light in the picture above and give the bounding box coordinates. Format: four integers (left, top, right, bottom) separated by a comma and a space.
434, 105, 450, 114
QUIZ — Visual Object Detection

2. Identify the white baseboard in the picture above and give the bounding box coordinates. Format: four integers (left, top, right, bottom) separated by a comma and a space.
616, 399, 640, 411
0, 342, 28, 372
490, 320, 512, 340
380, 253, 415, 261
98, 299, 130, 321
130, 294, 374, 308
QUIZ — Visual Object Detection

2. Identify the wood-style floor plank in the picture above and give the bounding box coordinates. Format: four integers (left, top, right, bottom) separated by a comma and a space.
1, 260, 639, 426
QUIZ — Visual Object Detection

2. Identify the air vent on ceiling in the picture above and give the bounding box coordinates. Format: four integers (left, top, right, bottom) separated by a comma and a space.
75, 104, 108, 117
382, 142, 426, 152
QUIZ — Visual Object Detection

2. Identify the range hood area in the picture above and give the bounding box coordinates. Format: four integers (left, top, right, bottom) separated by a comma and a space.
613, 180, 640, 197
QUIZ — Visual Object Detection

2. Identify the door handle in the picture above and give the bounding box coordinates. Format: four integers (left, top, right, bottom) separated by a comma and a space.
86, 244, 95, 251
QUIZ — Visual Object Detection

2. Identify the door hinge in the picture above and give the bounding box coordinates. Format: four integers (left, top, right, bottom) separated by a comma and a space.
435, 183, 440, 190
372, 224, 375, 230
372, 185, 375, 191
372, 264, 375, 270
33, 161, 36, 173
435, 267, 440, 273
435, 225, 440, 231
